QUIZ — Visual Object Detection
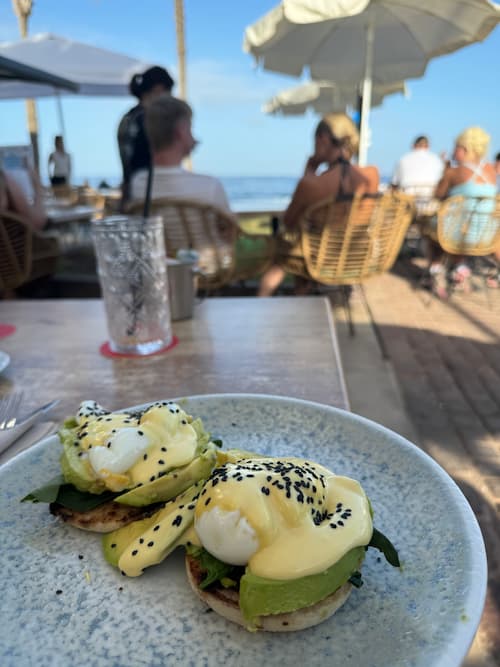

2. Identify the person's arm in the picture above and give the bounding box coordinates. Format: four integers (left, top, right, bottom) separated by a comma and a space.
283, 176, 325, 229
303, 155, 323, 177
5, 170, 46, 231
434, 166, 455, 199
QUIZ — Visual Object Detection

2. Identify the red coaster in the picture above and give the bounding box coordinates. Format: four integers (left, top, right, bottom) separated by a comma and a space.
0, 324, 16, 339
99, 336, 179, 358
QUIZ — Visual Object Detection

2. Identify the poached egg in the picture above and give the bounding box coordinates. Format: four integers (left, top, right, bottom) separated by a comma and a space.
194, 457, 373, 580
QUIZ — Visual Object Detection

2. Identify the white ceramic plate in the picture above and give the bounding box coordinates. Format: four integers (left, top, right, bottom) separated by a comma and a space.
0, 395, 486, 667
0, 350, 10, 374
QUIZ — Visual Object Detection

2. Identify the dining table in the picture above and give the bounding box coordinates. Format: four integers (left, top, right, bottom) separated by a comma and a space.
0, 296, 349, 458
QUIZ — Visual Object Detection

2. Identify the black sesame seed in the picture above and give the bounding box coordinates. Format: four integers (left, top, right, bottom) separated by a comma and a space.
147, 541, 154, 547
158, 460, 165, 465
138, 430, 144, 436
205, 497, 211, 506
153, 525, 160, 532
132, 550, 138, 556
78, 554, 84, 560
143, 453, 148, 461
111, 543, 117, 549
139, 538, 144, 544
172, 515, 183, 527
161, 447, 167, 452
56, 589, 63, 595
150, 476, 156, 482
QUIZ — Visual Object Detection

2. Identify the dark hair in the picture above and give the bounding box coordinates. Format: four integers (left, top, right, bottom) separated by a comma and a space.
496, 152, 500, 162
414, 135, 429, 148
129, 66, 174, 99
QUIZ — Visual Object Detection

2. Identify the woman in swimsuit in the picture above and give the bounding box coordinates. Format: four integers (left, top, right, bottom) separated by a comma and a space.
430, 126, 498, 296
258, 113, 379, 297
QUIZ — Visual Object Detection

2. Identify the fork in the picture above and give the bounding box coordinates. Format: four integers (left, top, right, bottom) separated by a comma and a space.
0, 391, 24, 431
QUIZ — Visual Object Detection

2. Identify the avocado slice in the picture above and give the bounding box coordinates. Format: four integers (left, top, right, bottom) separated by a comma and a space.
59, 428, 105, 495
115, 444, 217, 507
102, 515, 159, 567
239, 546, 365, 628
118, 482, 203, 577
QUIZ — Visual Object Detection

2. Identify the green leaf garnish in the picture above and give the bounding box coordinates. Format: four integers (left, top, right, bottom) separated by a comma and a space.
21, 475, 66, 504
186, 545, 242, 590
368, 528, 400, 567
21, 478, 120, 511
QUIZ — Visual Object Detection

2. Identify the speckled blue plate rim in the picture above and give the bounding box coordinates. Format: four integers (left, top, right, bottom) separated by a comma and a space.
0, 392, 488, 667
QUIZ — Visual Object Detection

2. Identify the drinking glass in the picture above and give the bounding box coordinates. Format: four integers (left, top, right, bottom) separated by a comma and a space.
92, 216, 172, 355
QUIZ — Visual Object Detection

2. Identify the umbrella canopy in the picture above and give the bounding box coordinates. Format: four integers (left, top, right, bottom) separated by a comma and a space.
0, 53, 78, 92
0, 33, 150, 99
244, 0, 500, 164
263, 79, 406, 116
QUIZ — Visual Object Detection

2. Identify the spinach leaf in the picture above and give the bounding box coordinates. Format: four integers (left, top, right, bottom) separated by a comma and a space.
21, 475, 66, 504
21, 477, 120, 511
368, 527, 400, 567
186, 545, 241, 590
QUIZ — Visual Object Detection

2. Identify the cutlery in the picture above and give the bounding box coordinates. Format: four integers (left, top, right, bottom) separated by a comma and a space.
0, 391, 24, 430
0, 398, 59, 432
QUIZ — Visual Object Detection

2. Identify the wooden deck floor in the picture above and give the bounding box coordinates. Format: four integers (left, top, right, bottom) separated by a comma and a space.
338, 262, 500, 666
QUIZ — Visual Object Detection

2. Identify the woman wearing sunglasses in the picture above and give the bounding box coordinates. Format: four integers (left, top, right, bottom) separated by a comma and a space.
258, 113, 379, 297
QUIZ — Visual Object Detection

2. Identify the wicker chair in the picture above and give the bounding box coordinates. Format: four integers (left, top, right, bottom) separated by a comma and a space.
436, 194, 500, 256
0, 211, 59, 292
279, 192, 414, 283
278, 191, 414, 339
128, 198, 275, 290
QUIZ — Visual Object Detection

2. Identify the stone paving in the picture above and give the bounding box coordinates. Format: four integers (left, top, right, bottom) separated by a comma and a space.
333, 263, 500, 667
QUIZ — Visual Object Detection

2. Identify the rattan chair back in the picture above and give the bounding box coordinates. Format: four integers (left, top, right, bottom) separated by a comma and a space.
129, 197, 274, 289
281, 192, 414, 285
0, 211, 60, 292
436, 194, 500, 256
0, 210, 33, 290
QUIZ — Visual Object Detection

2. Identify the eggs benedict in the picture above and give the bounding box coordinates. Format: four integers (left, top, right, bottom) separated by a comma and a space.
185, 456, 399, 631
23, 400, 218, 532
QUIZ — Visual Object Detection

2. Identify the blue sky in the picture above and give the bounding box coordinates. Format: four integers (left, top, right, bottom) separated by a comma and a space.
0, 0, 499, 183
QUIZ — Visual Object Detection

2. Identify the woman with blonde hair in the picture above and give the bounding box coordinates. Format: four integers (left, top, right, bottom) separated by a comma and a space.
429, 126, 497, 296
258, 113, 379, 296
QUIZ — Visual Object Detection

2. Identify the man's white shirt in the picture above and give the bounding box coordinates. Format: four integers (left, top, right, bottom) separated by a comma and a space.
392, 149, 444, 192
131, 166, 231, 213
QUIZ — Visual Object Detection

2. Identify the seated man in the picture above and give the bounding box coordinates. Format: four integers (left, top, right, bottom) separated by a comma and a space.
392, 135, 444, 217
130, 94, 231, 213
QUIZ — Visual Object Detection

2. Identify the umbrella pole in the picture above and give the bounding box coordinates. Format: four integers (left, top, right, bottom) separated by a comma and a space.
55, 92, 67, 144
358, 20, 374, 167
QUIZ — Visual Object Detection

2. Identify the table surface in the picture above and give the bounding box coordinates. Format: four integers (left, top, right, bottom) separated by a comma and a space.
0, 297, 349, 421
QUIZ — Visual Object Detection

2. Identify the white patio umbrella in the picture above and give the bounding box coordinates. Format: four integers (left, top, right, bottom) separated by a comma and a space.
0, 33, 150, 99
0, 53, 78, 91
244, 0, 500, 165
263, 79, 406, 116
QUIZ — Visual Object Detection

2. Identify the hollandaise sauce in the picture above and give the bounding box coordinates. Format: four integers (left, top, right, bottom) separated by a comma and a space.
73, 401, 198, 492
194, 457, 373, 580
